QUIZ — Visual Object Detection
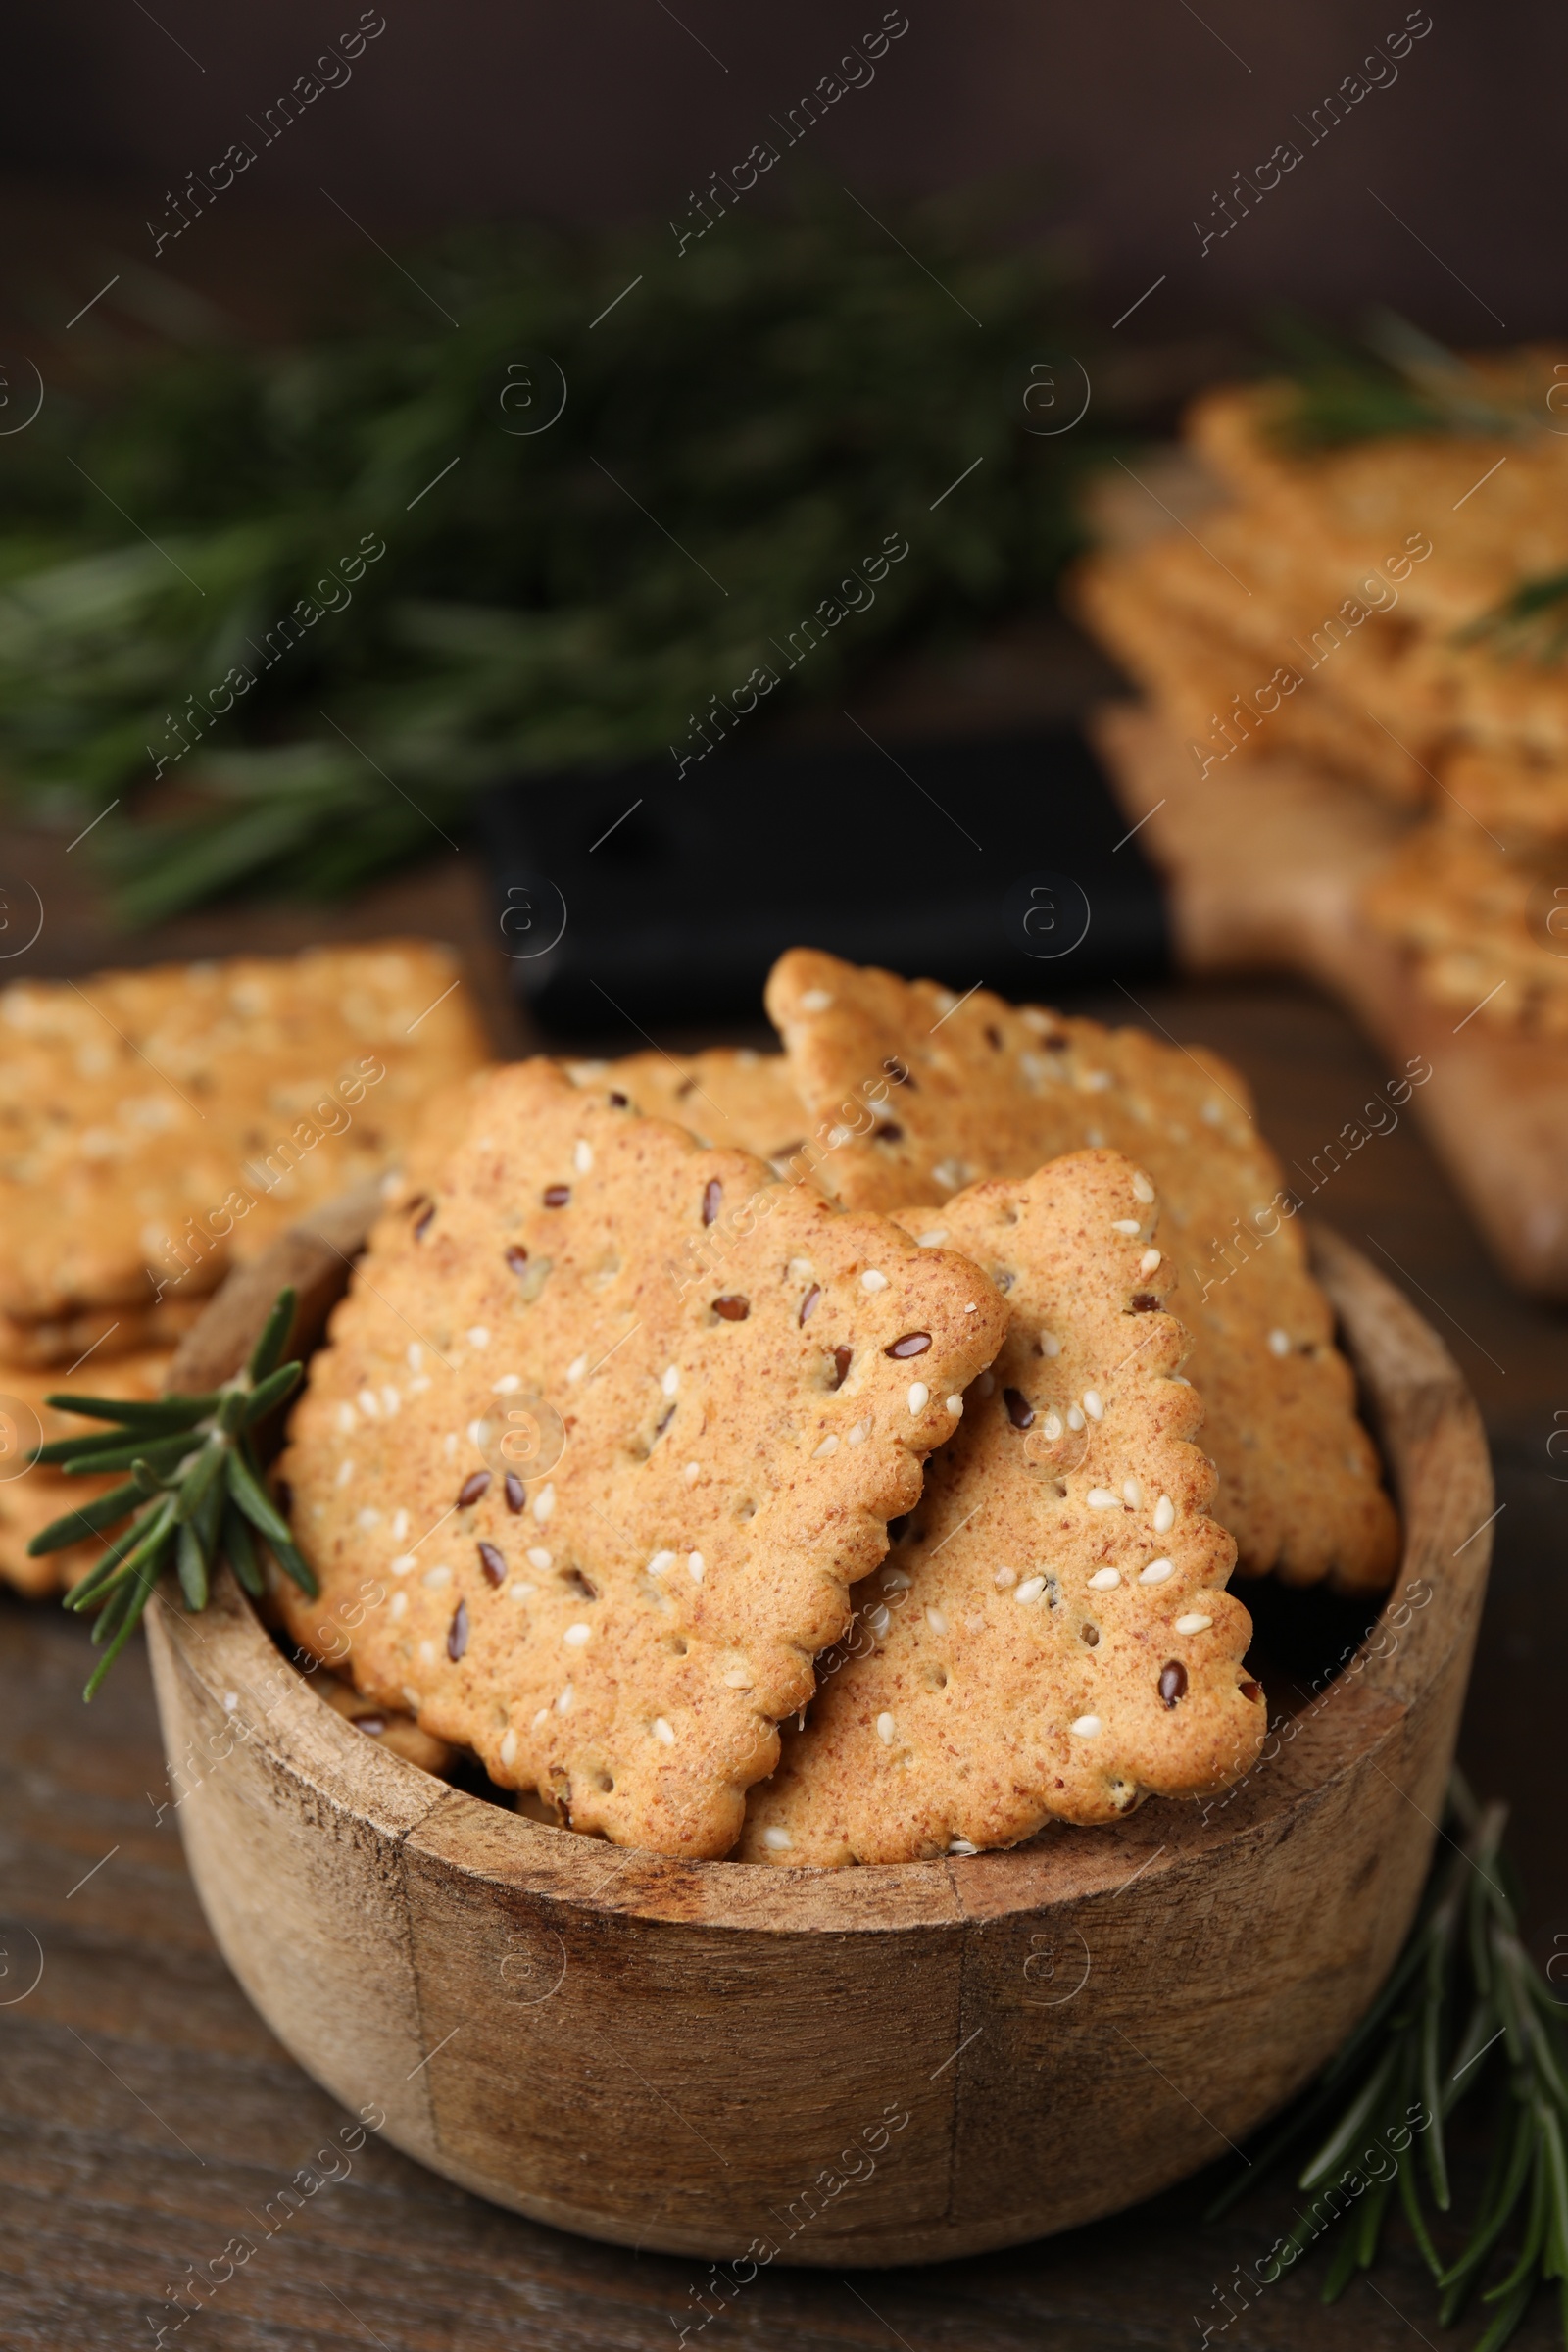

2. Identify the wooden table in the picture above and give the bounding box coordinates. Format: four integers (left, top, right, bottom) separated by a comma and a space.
3, 808, 1567, 2348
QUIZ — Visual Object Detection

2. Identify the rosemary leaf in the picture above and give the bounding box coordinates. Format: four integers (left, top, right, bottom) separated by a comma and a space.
83, 1553, 164, 1700
247, 1288, 297, 1385
48, 1432, 202, 1478
221, 1501, 264, 1600
224, 1447, 293, 1547
38, 1394, 214, 1429
1440, 2105, 1537, 2307
1298, 2043, 1402, 2188
1485, 2141, 1550, 2303
175, 1519, 209, 1612
52, 1285, 315, 1685
242, 1359, 303, 1424
1398, 2143, 1446, 2283
1422, 1929, 1453, 2208
1474, 2273, 1538, 2352
1322, 2211, 1367, 2302
172, 1440, 226, 1525
63, 1508, 170, 1613
27, 1479, 145, 1553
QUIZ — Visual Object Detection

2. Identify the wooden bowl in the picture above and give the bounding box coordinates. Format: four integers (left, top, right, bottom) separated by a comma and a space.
145, 1193, 1492, 2267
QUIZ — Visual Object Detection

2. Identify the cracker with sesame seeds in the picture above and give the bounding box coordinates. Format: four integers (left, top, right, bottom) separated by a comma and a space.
0, 941, 489, 1329
0, 1348, 173, 1595
738, 1151, 1263, 1864
1363, 820, 1568, 1036
569, 1049, 809, 1170
397, 1052, 807, 1215
273, 1057, 1007, 1858
766, 948, 1399, 1593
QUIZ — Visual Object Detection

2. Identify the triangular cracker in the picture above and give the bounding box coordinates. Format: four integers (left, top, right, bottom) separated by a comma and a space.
275, 1059, 1006, 1857
765, 949, 1398, 1593
739, 1152, 1263, 1865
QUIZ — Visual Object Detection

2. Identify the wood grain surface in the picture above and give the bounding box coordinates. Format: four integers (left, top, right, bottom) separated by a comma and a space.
1094, 703, 1568, 1303
4, 974, 1567, 2346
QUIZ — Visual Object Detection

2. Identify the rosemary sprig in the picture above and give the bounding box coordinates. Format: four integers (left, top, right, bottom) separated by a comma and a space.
1267, 309, 1544, 452
0, 189, 1092, 920
29, 1286, 317, 1697
1209, 1774, 1568, 2349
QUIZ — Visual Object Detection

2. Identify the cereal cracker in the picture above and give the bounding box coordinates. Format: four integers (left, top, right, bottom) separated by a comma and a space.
766, 950, 1399, 1592
0, 1298, 201, 1372
318, 1674, 456, 1776
569, 1049, 808, 1168
1364, 823, 1568, 1035
0, 1349, 173, 1595
0, 941, 489, 1324
740, 1152, 1261, 1862
274, 1059, 1007, 1857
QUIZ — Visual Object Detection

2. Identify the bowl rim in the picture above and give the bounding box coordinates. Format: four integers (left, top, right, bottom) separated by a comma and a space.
153, 1197, 1492, 1934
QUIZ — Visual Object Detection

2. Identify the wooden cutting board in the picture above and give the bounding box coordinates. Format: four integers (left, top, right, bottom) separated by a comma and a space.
1092, 701, 1568, 1303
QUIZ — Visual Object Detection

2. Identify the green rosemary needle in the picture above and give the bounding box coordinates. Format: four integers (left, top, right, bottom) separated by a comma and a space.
1267, 309, 1545, 453
1209, 1774, 1568, 2350
28, 1285, 318, 1698
1461, 565, 1568, 664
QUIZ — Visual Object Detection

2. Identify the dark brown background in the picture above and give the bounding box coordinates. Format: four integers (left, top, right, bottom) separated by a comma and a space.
0, 1, 1555, 340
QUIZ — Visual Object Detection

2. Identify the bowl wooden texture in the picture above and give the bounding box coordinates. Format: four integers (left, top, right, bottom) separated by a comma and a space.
145, 1190, 1492, 2267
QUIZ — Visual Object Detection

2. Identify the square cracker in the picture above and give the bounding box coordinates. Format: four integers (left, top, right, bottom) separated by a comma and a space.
1363, 822, 1568, 1035
739, 1151, 1262, 1863
0, 1348, 172, 1595
566, 1049, 808, 1166
274, 1059, 1006, 1858
0, 1296, 200, 1372
765, 949, 1399, 1593
397, 1052, 807, 1210
0, 940, 489, 1325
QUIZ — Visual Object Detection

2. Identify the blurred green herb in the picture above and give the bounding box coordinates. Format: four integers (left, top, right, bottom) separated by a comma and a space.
1210, 1775, 1568, 2350
0, 189, 1094, 920
30, 1286, 314, 1696
1462, 567, 1568, 665
1266, 310, 1544, 452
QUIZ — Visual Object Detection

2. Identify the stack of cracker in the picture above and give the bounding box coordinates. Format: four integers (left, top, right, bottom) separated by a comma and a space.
279, 949, 1400, 1867
1074, 354, 1568, 1034
0, 940, 488, 1594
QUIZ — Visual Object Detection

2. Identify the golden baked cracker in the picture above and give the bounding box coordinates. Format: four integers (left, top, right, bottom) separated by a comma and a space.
396, 1064, 500, 1202
1447, 649, 1568, 775
739, 1152, 1261, 1863
0, 1298, 201, 1372
397, 1054, 806, 1215
765, 950, 1399, 1592
0, 1348, 172, 1595
569, 1049, 808, 1168
1183, 373, 1568, 633
0, 941, 489, 1323
274, 1059, 1007, 1857
1437, 747, 1568, 847
318, 1674, 456, 1775
1073, 536, 1438, 806
1363, 824, 1568, 1035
